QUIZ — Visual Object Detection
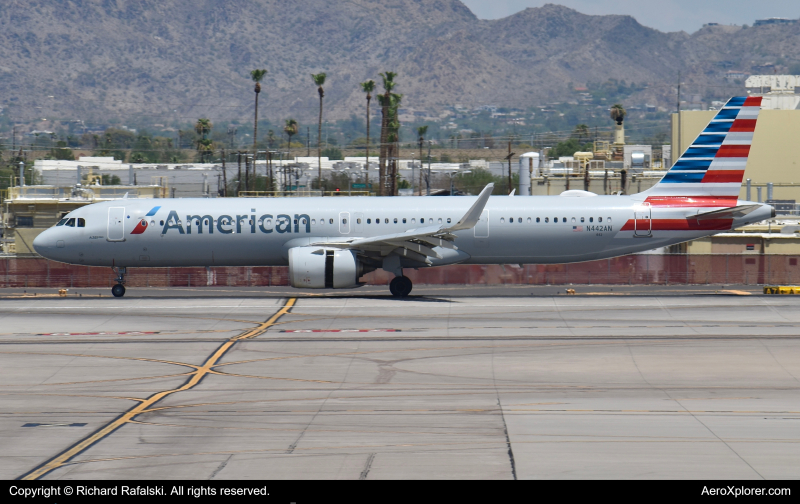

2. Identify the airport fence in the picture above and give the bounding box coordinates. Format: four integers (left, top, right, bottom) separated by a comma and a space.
1, 254, 799, 289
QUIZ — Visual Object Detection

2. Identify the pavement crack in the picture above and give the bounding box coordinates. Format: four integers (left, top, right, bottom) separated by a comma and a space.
491, 342, 517, 480
209, 454, 233, 479
359, 453, 376, 480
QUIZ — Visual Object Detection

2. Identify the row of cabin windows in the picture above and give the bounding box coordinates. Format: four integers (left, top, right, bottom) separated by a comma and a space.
56, 217, 86, 228
532, 216, 610, 224
498, 216, 611, 224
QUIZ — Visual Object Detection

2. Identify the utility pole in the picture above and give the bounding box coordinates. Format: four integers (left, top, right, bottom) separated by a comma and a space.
221, 149, 227, 197
237, 152, 242, 195
676, 70, 681, 167
505, 140, 515, 195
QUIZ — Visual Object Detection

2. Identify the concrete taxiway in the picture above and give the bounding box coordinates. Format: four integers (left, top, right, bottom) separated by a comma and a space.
1, 287, 799, 479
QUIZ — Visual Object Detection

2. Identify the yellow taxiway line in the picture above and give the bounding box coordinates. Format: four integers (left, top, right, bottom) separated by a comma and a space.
19, 297, 296, 480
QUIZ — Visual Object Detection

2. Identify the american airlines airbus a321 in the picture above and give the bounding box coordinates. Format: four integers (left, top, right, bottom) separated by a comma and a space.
34, 97, 774, 298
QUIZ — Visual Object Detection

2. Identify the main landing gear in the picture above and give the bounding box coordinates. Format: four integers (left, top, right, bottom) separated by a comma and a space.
389, 275, 413, 298
112, 267, 127, 298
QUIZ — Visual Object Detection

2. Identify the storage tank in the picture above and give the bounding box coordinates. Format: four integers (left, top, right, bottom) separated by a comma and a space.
518, 152, 539, 196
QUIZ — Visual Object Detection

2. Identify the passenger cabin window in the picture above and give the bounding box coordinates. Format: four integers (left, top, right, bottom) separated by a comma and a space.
536, 217, 540, 223
527, 217, 531, 223
356, 218, 361, 224
329, 219, 334, 224
545, 217, 549, 223
500, 218, 505, 223
385, 218, 389, 224
77, 218, 86, 227
447, 218, 451, 224
342, 218, 347, 224
598, 217, 603, 223
571, 217, 576, 223
403, 218, 407, 224
411, 218, 416, 224
367, 218, 371, 224
589, 217, 593, 223
420, 218, 425, 224
394, 218, 398, 224
581, 217, 585, 223
607, 217, 612, 223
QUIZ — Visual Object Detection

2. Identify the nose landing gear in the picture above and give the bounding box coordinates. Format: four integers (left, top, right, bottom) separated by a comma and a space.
111, 267, 127, 298
389, 275, 413, 298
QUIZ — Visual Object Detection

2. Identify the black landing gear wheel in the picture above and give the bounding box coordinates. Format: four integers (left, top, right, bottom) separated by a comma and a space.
389, 276, 413, 298
111, 284, 126, 298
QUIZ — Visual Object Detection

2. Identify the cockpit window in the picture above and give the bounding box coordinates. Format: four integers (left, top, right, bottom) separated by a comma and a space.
56, 218, 68, 226
77, 218, 86, 228
66, 218, 76, 227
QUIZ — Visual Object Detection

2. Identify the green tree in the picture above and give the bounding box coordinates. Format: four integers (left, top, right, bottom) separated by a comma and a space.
360, 80, 375, 187
551, 138, 593, 158
321, 147, 342, 160
194, 119, 213, 162
283, 119, 298, 158
250, 69, 268, 153
48, 141, 75, 160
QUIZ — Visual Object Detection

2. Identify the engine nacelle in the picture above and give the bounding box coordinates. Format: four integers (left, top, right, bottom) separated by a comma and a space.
289, 246, 361, 289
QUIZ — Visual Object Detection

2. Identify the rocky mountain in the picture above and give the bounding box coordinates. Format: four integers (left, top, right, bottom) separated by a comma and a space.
0, 0, 798, 126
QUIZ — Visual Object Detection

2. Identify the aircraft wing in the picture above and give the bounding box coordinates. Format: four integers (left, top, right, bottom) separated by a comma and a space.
308, 183, 494, 263
692, 204, 761, 220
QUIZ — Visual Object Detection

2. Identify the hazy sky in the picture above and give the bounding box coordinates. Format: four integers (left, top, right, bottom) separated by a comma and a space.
460, 0, 799, 33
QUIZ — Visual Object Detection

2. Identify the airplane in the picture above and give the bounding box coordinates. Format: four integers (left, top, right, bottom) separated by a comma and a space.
33, 96, 774, 298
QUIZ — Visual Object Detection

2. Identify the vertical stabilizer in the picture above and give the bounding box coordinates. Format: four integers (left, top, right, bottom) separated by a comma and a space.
644, 96, 762, 207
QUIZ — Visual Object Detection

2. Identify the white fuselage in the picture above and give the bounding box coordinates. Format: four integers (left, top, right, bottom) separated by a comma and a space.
33, 194, 773, 269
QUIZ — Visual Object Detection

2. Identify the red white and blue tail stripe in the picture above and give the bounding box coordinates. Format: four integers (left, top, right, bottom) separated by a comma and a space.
644, 96, 762, 206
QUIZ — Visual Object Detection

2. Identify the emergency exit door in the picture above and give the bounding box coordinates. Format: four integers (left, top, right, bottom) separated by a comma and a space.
107, 207, 125, 241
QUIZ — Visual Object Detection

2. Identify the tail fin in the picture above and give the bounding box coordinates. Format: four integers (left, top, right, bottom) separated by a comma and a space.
644, 96, 762, 206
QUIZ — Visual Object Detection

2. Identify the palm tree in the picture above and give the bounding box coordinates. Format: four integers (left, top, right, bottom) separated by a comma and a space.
284, 118, 298, 191
610, 104, 626, 125
416, 125, 428, 194
250, 69, 268, 154
572, 123, 589, 142
378, 72, 397, 195
360, 80, 375, 189
378, 92, 402, 195
312, 72, 327, 193
194, 118, 213, 162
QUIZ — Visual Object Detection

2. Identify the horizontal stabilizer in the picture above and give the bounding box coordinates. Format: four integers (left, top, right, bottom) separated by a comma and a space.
693, 204, 761, 220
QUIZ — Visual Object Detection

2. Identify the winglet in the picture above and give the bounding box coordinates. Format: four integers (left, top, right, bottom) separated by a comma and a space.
445, 183, 494, 232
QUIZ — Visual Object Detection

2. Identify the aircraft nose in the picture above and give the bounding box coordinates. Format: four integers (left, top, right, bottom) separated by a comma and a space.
33, 229, 57, 257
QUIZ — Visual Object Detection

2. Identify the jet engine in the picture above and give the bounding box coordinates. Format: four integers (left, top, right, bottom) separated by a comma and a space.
288, 246, 363, 289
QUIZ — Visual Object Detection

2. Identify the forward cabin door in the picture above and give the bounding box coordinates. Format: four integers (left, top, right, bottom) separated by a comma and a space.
634, 203, 652, 237
107, 207, 125, 242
